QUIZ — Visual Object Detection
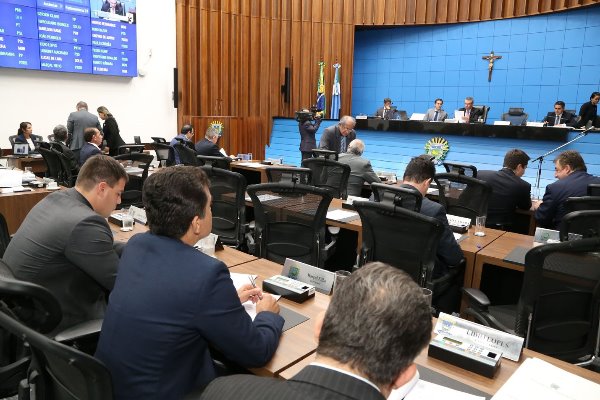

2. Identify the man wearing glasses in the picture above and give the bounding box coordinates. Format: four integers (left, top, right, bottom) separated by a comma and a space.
319, 115, 357, 154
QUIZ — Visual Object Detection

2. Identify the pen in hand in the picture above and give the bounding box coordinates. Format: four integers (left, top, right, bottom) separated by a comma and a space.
248, 275, 263, 300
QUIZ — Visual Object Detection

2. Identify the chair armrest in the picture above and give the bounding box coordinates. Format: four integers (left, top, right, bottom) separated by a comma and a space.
54, 319, 103, 343
462, 288, 490, 307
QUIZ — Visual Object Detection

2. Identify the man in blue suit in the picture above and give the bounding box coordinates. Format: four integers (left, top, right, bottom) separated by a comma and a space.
78, 127, 102, 166
95, 166, 284, 399
535, 150, 600, 229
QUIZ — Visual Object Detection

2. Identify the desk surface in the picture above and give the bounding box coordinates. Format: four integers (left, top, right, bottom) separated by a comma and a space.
0, 186, 55, 234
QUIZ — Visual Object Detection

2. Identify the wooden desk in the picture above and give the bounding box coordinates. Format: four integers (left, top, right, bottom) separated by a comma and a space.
229, 258, 330, 377
231, 161, 270, 184
471, 232, 534, 289
3, 156, 47, 174
0, 187, 54, 234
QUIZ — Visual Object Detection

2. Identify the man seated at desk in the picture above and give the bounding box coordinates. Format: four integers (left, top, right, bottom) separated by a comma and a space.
96, 166, 283, 399
3, 155, 128, 332
424, 98, 448, 122
338, 139, 381, 197
477, 149, 532, 229
195, 126, 224, 157
319, 115, 356, 154
534, 150, 600, 229
51, 124, 79, 174
200, 262, 432, 400
458, 96, 483, 123
170, 124, 196, 164
374, 97, 398, 120
543, 101, 576, 127
79, 127, 103, 166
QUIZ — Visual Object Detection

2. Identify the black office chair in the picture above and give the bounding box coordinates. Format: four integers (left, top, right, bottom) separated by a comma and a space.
8, 135, 17, 147
53, 148, 78, 188
151, 136, 167, 144
38, 147, 62, 182
0, 309, 113, 400
301, 158, 351, 199
173, 142, 198, 166
559, 210, 600, 242
247, 183, 334, 268
371, 183, 422, 211
201, 166, 247, 249
588, 184, 600, 196
266, 167, 312, 185
153, 142, 175, 166
117, 144, 145, 155
133, 136, 141, 144
442, 161, 478, 178
564, 196, 600, 214
196, 155, 232, 170
0, 214, 11, 259
500, 107, 528, 126
473, 105, 490, 124
311, 149, 338, 161
463, 237, 600, 364
114, 153, 154, 208
433, 173, 492, 224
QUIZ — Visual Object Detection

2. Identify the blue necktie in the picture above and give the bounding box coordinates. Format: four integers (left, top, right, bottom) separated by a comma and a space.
340, 136, 347, 153
434, 111, 438, 121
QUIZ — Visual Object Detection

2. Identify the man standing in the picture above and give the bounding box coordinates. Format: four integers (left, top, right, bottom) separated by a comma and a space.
458, 97, 483, 123
535, 150, 600, 228
338, 139, 381, 197
79, 127, 103, 166
543, 101, 576, 127
4, 156, 127, 332
67, 101, 102, 150
195, 126, 223, 157
477, 149, 532, 228
374, 98, 398, 120
424, 98, 448, 122
319, 115, 356, 154
200, 262, 432, 400
298, 110, 322, 160
51, 124, 79, 173
170, 124, 195, 164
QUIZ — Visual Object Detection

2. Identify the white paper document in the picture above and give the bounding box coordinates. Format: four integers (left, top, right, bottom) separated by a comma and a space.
229, 272, 280, 320
397, 379, 485, 400
326, 209, 359, 222
236, 162, 264, 168
492, 357, 600, 400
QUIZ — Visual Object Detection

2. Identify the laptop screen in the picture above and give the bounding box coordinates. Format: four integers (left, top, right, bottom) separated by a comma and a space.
13, 143, 29, 156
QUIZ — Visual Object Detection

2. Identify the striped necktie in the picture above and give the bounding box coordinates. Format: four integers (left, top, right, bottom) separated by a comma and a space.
340, 136, 347, 153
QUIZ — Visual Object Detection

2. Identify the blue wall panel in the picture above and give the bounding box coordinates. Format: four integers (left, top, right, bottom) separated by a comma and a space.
352, 6, 600, 124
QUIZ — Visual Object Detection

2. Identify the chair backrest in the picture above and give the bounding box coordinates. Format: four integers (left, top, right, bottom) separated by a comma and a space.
201, 166, 247, 247
0, 214, 11, 258
247, 183, 333, 267
442, 161, 478, 178
354, 201, 443, 286
38, 147, 62, 182
433, 173, 492, 224
150, 136, 167, 144
173, 142, 198, 166
516, 237, 600, 363
301, 158, 351, 199
53, 149, 77, 188
0, 310, 113, 400
133, 136, 141, 144
114, 152, 154, 183
473, 105, 490, 123
501, 107, 528, 126
266, 167, 312, 185
564, 196, 600, 214
371, 183, 422, 211
559, 210, 600, 241
588, 184, 600, 196
117, 144, 145, 155
196, 155, 231, 170
113, 153, 154, 208
153, 142, 175, 166
311, 149, 338, 161
8, 135, 17, 147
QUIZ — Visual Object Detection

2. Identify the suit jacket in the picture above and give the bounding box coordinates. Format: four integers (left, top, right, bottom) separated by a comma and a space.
338, 153, 381, 197
67, 109, 102, 150
170, 134, 194, 164
535, 171, 600, 229
458, 107, 484, 123
299, 119, 322, 152
195, 138, 222, 157
3, 188, 121, 332
576, 101, 598, 128
101, 1, 125, 15
51, 141, 79, 172
102, 117, 125, 156
374, 107, 398, 120
15, 134, 43, 151
477, 168, 531, 227
319, 125, 356, 154
543, 111, 576, 127
79, 142, 101, 165
403, 184, 463, 278
424, 108, 448, 122
96, 232, 284, 399
199, 365, 385, 400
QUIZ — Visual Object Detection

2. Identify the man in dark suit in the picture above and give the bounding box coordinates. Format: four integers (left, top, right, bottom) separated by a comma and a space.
51, 124, 79, 173
170, 124, 195, 164
3, 156, 128, 332
535, 150, 600, 229
100, 0, 125, 15
458, 96, 483, 123
67, 101, 102, 150
298, 109, 322, 160
195, 126, 223, 157
78, 127, 103, 166
543, 100, 577, 127
374, 97, 398, 120
319, 115, 356, 154
95, 166, 283, 399
337, 139, 381, 196
200, 262, 432, 400
477, 149, 532, 228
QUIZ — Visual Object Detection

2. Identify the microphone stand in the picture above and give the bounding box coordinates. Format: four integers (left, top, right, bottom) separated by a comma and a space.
531, 126, 595, 198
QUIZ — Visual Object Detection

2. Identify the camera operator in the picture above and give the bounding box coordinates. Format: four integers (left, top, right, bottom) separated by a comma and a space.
297, 108, 322, 160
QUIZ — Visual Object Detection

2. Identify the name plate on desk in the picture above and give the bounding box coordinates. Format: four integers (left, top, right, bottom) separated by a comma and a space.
282, 258, 335, 294
534, 227, 560, 244
129, 206, 148, 225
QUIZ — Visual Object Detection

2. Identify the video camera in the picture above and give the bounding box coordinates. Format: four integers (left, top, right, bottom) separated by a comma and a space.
295, 105, 322, 123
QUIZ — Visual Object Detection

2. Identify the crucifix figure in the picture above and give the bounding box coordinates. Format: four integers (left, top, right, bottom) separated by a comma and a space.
482, 51, 502, 82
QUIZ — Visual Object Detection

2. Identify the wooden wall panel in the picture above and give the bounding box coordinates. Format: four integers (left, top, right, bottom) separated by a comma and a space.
176, 0, 600, 159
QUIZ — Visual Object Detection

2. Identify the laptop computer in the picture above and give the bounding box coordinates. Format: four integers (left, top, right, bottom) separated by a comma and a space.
13, 143, 30, 157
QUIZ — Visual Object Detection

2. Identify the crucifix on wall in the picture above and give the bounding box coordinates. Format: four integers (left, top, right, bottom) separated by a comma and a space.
482, 51, 502, 82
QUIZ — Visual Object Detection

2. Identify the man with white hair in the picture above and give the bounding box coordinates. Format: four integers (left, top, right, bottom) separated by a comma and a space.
338, 139, 381, 197
195, 126, 223, 157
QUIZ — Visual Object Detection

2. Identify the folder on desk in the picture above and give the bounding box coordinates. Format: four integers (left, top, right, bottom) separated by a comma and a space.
503, 246, 529, 266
